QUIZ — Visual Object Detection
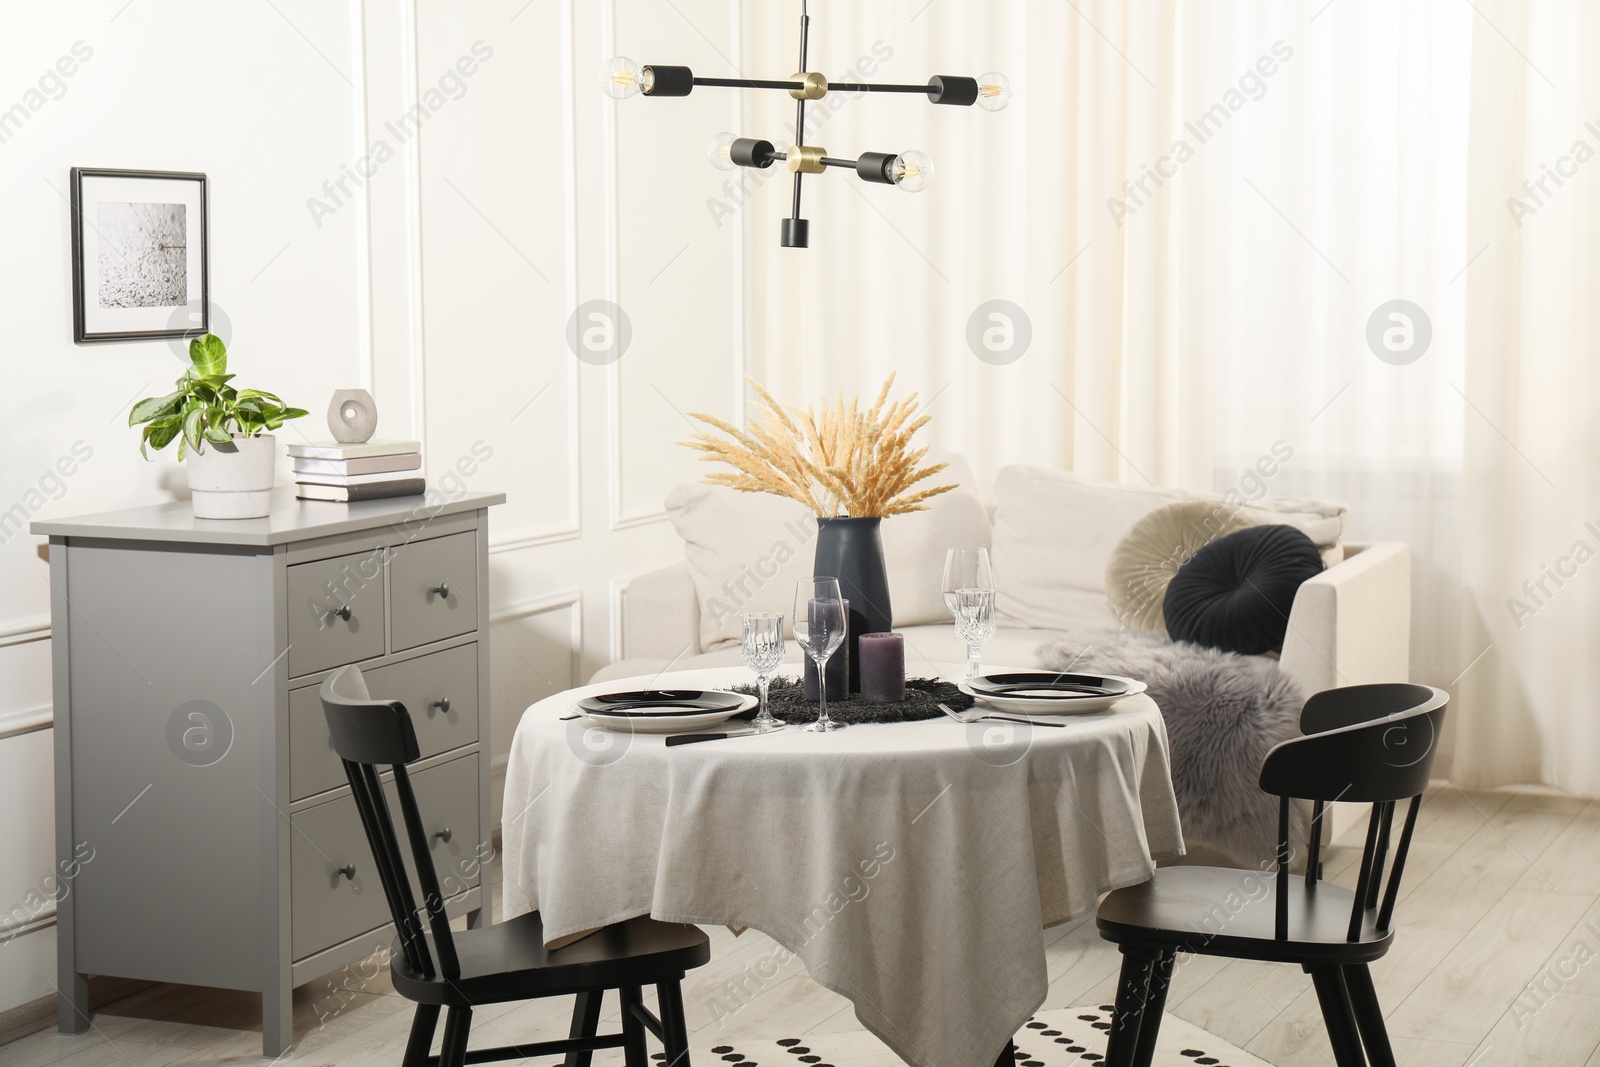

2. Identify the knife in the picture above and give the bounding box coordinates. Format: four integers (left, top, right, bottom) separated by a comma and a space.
664, 728, 765, 746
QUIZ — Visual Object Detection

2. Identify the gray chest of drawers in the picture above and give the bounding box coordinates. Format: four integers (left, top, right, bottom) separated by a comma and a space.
33, 488, 504, 1056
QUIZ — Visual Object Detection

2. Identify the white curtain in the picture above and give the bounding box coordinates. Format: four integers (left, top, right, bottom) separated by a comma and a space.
1196, 1, 1475, 762
734, 0, 1599, 792
740, 0, 1214, 491
1456, 0, 1600, 793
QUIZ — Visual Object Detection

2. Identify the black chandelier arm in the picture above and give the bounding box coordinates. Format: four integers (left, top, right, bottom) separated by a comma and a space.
831, 81, 947, 96
691, 76, 807, 92
647, 71, 983, 105
724, 144, 903, 186
789, 3, 810, 229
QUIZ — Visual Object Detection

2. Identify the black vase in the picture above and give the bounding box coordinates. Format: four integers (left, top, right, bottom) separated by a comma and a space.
813, 516, 892, 692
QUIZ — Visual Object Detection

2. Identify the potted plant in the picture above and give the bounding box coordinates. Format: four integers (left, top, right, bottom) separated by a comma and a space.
681, 374, 953, 688
129, 334, 308, 519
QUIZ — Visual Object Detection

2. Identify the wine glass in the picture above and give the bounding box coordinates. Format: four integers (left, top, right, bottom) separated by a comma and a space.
942, 548, 993, 616
740, 612, 786, 732
793, 577, 848, 733
954, 587, 997, 683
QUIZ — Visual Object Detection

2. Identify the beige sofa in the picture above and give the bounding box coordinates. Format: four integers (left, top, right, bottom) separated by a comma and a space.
597, 458, 1411, 699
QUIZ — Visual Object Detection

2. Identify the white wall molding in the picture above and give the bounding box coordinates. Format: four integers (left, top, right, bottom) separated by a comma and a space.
360, 0, 427, 445
559, 0, 585, 540
0, 706, 51, 744
490, 589, 584, 690
600, 0, 627, 533
0, 911, 55, 943
0, 618, 50, 650
490, 589, 582, 624
487, 528, 582, 555
608, 511, 668, 532
608, 575, 631, 662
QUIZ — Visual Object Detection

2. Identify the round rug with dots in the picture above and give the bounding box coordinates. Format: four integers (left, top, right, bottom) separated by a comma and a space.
683, 1004, 1272, 1067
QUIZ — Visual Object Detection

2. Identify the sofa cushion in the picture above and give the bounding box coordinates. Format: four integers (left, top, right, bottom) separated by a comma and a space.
990, 466, 1348, 633
1105, 499, 1251, 632
665, 455, 990, 652
1163, 525, 1325, 655
1238, 497, 1348, 568
991, 468, 1184, 632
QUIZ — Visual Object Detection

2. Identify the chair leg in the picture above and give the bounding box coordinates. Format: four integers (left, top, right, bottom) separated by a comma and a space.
402, 1004, 441, 1067
438, 1005, 473, 1067
618, 986, 649, 1067
1342, 964, 1397, 1067
1308, 967, 1367, 1067
563, 991, 604, 1067
1105, 947, 1158, 1067
1130, 952, 1176, 1067
655, 979, 692, 1067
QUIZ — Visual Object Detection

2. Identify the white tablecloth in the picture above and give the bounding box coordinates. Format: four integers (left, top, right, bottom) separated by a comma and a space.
501, 665, 1183, 1067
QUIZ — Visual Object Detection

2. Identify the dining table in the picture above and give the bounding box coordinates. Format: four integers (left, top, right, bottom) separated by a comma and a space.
500, 663, 1184, 1067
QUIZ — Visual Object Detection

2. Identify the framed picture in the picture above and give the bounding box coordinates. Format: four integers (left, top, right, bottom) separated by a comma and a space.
70, 167, 207, 343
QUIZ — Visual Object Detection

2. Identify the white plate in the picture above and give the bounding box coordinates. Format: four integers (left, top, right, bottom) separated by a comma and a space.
957, 678, 1146, 716
581, 695, 756, 733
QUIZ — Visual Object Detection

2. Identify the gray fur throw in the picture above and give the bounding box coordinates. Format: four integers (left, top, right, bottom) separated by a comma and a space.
1037, 629, 1308, 867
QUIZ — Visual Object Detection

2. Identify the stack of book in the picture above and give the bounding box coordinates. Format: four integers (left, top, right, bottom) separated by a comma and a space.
290, 439, 425, 502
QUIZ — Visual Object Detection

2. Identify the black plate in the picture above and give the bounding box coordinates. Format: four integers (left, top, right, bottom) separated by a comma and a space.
575, 689, 749, 717
966, 672, 1133, 699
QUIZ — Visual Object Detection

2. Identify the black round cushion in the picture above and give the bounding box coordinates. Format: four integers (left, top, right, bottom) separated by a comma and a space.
1162, 524, 1324, 655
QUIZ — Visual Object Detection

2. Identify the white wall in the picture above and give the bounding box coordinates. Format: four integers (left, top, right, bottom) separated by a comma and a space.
0, 0, 740, 1017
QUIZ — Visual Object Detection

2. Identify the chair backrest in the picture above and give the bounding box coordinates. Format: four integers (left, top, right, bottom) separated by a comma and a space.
319, 664, 460, 980
1257, 682, 1448, 942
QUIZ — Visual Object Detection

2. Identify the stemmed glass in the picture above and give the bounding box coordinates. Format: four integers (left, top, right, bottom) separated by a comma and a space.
793, 577, 848, 733
954, 587, 997, 683
942, 548, 993, 617
740, 612, 786, 732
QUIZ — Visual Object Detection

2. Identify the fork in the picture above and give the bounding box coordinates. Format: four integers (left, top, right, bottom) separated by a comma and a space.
938, 702, 1066, 729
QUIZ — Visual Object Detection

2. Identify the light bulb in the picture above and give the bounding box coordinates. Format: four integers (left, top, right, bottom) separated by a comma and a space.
707, 131, 738, 171
599, 56, 649, 99
976, 71, 1012, 112
889, 150, 935, 193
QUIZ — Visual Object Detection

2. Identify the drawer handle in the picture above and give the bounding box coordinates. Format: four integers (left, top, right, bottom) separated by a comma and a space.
430, 582, 451, 599
328, 605, 352, 623
429, 698, 452, 715
433, 827, 453, 843
335, 864, 356, 881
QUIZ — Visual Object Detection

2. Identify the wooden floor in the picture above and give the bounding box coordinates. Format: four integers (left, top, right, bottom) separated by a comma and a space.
4, 784, 1599, 1066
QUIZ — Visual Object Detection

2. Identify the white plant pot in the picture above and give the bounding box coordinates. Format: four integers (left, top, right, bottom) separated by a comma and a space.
186, 434, 277, 519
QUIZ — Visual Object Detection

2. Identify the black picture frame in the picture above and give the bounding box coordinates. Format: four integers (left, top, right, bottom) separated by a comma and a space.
70, 167, 208, 343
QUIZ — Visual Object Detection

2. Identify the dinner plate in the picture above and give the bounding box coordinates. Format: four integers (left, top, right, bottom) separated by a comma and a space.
576, 690, 756, 733
966, 671, 1134, 698
959, 673, 1146, 715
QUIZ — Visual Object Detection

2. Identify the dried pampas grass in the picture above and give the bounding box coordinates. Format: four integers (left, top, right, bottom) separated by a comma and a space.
681, 375, 955, 518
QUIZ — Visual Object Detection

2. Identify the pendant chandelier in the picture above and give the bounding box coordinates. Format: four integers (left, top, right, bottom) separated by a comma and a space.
601, 1, 1010, 248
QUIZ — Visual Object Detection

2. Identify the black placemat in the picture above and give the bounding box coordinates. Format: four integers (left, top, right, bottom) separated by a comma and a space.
723, 676, 974, 725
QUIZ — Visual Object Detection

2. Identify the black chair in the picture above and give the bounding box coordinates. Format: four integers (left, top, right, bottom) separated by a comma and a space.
319, 664, 710, 1067
1095, 682, 1448, 1067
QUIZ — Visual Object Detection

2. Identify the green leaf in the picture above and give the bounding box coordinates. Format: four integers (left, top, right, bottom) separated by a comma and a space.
129, 389, 186, 426
278, 407, 309, 421
182, 407, 205, 453
141, 416, 184, 457
204, 403, 231, 442
188, 334, 228, 377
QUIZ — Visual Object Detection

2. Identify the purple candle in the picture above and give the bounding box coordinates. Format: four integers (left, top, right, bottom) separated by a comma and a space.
803, 598, 849, 701
857, 632, 906, 704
